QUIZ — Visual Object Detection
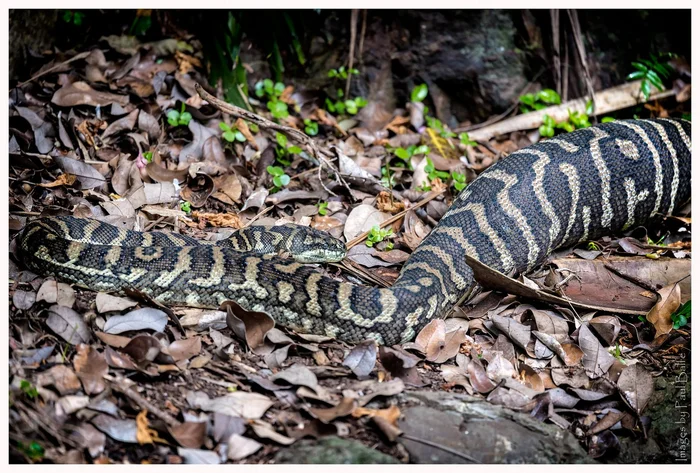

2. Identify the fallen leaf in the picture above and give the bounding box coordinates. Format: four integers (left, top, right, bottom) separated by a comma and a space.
343, 340, 377, 378
36, 365, 81, 395
186, 390, 273, 420
308, 396, 357, 423
227, 434, 262, 461
343, 204, 392, 241
578, 323, 615, 378
73, 344, 108, 394
95, 293, 138, 313
37, 279, 76, 307
54, 156, 107, 190
103, 308, 168, 334
52, 81, 129, 107
91, 415, 138, 443
645, 282, 681, 338
169, 422, 207, 449
46, 305, 91, 345
224, 301, 275, 352
617, 363, 654, 415
166, 337, 202, 362
178, 447, 221, 464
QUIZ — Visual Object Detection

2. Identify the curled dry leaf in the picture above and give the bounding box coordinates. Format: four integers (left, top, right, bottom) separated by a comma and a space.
12, 289, 36, 310
467, 357, 497, 394
271, 364, 320, 392
91, 414, 138, 443
120, 334, 162, 363
589, 316, 622, 346
410, 318, 446, 360
223, 300, 275, 352
179, 448, 221, 464
308, 396, 357, 423
54, 156, 107, 189
103, 308, 168, 334
37, 279, 76, 307
46, 305, 91, 345
73, 344, 108, 395
577, 323, 615, 379
250, 420, 296, 445
52, 81, 129, 107
343, 340, 377, 378
378, 345, 423, 386
645, 282, 681, 338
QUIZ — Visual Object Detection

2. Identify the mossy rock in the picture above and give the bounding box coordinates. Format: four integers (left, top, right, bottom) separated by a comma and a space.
273, 437, 399, 464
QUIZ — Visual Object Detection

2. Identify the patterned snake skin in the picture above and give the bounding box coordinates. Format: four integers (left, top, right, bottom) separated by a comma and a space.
19, 119, 691, 345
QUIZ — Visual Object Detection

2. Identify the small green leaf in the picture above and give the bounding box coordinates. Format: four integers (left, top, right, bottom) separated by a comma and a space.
180, 201, 191, 213
288, 145, 302, 154
394, 148, 410, 160
537, 88, 561, 105
276, 132, 288, 148
601, 117, 615, 123
219, 122, 231, 132
274, 82, 285, 95
178, 112, 192, 126
411, 83, 429, 102
166, 110, 180, 127
222, 130, 236, 142
267, 165, 284, 176
626, 70, 645, 81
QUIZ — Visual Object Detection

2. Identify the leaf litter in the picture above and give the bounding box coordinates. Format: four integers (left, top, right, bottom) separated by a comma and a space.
7, 22, 691, 465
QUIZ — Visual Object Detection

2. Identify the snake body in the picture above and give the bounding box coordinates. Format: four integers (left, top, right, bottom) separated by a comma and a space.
19, 119, 691, 345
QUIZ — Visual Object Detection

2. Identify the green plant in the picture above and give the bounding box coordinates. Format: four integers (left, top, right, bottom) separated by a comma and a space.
420, 158, 450, 190
180, 201, 192, 213
672, 300, 691, 330
381, 165, 396, 188
366, 225, 394, 248
267, 165, 291, 191
16, 440, 44, 462
451, 171, 468, 191
601, 117, 616, 123
393, 144, 429, 164
519, 89, 561, 113
304, 119, 319, 136
62, 10, 85, 26
411, 83, 429, 103
458, 132, 477, 147
325, 88, 368, 116
20, 380, 38, 399
627, 54, 675, 101
219, 122, 246, 143
255, 79, 289, 120
328, 66, 359, 79
129, 10, 152, 36
143, 151, 153, 163
274, 132, 302, 166
539, 110, 591, 137
587, 241, 601, 251
426, 116, 456, 139
166, 103, 193, 127
317, 201, 329, 216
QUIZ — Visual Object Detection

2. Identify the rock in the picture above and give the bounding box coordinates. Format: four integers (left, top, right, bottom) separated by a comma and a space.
273, 437, 399, 464
397, 390, 592, 464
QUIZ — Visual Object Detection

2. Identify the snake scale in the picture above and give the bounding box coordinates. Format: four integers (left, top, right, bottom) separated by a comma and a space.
19, 119, 691, 345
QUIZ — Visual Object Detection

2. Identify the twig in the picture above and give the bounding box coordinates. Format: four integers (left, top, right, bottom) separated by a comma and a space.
14, 51, 91, 89
243, 205, 274, 228
106, 375, 180, 427
567, 10, 596, 120
358, 10, 368, 60
551, 9, 561, 95
465, 80, 676, 142
195, 83, 354, 198
401, 433, 477, 463
346, 189, 445, 248
345, 9, 359, 99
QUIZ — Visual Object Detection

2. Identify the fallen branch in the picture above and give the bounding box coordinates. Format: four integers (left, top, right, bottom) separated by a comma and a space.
194, 83, 354, 198
467, 80, 678, 142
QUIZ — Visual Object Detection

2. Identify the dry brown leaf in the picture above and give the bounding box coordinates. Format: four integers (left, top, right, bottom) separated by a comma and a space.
73, 344, 108, 395
645, 282, 682, 338
223, 300, 275, 351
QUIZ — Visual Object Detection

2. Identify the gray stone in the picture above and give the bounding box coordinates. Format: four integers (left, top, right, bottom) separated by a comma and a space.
398, 390, 592, 463
273, 437, 399, 464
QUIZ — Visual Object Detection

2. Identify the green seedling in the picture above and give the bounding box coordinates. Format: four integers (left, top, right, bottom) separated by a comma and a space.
166, 103, 193, 127
366, 225, 394, 248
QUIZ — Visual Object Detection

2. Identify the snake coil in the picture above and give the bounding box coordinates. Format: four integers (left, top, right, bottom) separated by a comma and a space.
19, 119, 691, 345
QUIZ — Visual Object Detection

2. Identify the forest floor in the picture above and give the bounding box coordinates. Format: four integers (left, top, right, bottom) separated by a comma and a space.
7, 32, 692, 464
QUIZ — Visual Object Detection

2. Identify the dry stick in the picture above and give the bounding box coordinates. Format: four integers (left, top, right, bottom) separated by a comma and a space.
242, 205, 274, 228
106, 375, 180, 427
14, 51, 91, 89
345, 9, 359, 99
345, 189, 445, 249
401, 434, 477, 463
466, 80, 676, 142
358, 10, 368, 59
551, 9, 561, 94
567, 9, 597, 119
194, 83, 353, 198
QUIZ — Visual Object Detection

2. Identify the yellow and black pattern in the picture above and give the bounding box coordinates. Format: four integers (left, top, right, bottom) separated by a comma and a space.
19, 119, 691, 345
